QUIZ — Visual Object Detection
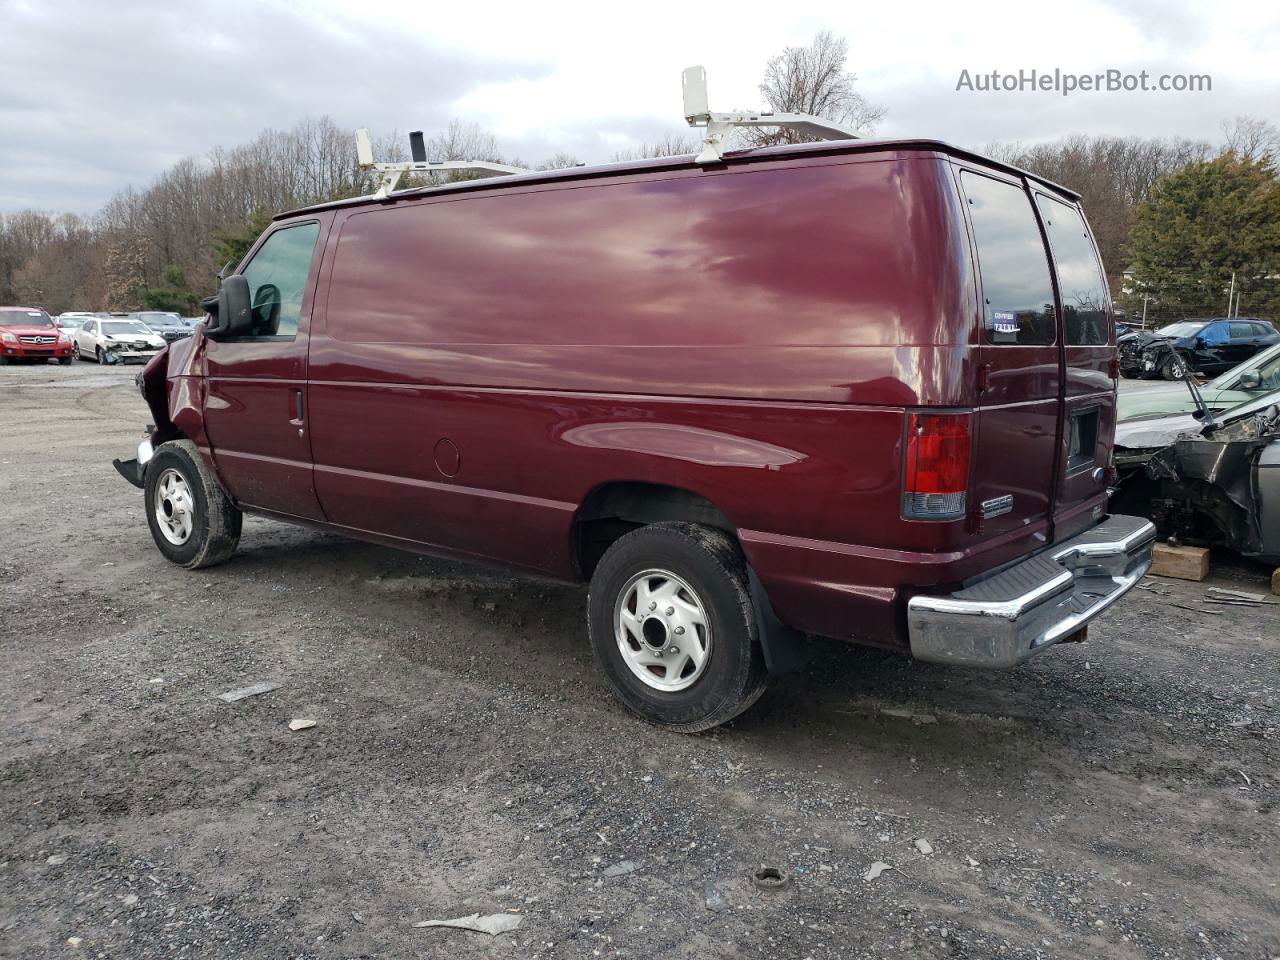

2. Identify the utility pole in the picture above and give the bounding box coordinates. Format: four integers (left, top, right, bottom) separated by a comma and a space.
1141, 294, 1149, 329
1227, 270, 1236, 317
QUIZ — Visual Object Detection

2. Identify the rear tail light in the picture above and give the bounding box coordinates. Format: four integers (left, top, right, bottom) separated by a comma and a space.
902, 412, 971, 520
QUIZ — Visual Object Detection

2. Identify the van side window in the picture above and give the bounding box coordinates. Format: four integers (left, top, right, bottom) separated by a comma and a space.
961, 172, 1055, 346
237, 222, 320, 339
1035, 195, 1110, 346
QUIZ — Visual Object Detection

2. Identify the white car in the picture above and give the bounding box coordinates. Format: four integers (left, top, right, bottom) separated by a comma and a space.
54, 313, 90, 339
73, 317, 165, 364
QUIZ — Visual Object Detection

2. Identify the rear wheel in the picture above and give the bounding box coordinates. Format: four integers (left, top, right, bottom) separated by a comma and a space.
144, 440, 242, 569
587, 522, 768, 732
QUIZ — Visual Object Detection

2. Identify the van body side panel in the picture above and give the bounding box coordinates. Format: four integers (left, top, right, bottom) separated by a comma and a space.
301, 155, 995, 644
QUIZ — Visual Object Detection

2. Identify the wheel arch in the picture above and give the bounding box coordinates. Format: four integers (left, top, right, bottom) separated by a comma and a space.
572, 481, 738, 581
572, 481, 808, 675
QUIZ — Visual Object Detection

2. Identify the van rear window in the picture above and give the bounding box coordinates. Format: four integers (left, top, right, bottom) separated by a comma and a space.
961, 172, 1055, 346
1036, 195, 1109, 345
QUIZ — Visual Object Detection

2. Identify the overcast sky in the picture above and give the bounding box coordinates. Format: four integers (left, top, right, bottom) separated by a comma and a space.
2, 0, 1277, 214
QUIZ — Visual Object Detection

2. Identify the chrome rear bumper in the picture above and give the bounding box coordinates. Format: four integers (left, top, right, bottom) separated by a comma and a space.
907, 514, 1156, 668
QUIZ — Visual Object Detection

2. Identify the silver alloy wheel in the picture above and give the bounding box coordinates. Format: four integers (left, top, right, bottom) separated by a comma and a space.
153, 468, 195, 546
614, 568, 712, 692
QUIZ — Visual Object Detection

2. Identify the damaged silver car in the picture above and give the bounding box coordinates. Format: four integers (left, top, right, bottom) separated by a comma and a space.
1113, 383, 1280, 564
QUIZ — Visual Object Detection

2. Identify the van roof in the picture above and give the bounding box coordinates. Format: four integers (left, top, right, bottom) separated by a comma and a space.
277, 137, 1080, 221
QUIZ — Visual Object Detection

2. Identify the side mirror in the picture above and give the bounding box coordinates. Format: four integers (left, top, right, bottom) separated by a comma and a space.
1239, 370, 1263, 390
203, 275, 252, 340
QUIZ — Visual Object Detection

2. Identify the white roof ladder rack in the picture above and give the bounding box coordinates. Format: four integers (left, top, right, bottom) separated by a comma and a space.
681, 65, 860, 164
356, 129, 529, 198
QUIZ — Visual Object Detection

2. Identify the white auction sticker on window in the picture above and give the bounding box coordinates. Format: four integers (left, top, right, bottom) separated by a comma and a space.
992, 311, 1018, 334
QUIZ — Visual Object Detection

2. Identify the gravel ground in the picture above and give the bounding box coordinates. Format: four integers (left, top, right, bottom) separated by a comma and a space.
1, 361, 1277, 960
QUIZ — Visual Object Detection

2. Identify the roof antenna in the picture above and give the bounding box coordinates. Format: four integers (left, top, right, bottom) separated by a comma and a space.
355, 128, 529, 198
681, 65, 860, 164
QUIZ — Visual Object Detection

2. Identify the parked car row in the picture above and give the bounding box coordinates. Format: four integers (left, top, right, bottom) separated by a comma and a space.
1, 307, 202, 366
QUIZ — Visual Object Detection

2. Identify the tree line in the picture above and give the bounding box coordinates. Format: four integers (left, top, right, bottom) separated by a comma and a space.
0, 33, 1275, 326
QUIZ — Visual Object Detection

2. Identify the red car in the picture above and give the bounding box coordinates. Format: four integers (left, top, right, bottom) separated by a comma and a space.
0, 307, 74, 364
115, 137, 1155, 730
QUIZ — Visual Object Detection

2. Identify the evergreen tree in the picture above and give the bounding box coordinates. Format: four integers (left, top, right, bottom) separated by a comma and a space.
1123, 153, 1280, 323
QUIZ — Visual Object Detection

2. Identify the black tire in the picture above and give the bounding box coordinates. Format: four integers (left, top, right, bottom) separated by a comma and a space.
143, 440, 242, 569
1160, 355, 1186, 381
587, 522, 769, 732
94, 346, 103, 364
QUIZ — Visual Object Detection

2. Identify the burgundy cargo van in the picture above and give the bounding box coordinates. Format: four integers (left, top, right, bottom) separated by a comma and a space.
116, 137, 1154, 730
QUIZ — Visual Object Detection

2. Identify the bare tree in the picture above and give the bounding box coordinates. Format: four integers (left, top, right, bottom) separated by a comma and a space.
534, 152, 583, 171
985, 134, 1214, 293
609, 133, 699, 162
743, 31, 885, 147
409, 120, 511, 186
1222, 116, 1280, 162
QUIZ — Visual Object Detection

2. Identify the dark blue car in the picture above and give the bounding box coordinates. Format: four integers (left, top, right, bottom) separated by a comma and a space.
1121, 317, 1280, 380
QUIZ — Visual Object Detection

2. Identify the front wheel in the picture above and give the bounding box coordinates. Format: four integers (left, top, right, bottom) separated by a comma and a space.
144, 440, 242, 568
1160, 355, 1187, 380
587, 522, 768, 732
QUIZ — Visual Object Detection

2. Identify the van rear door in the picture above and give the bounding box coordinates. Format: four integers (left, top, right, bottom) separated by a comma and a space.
960, 169, 1062, 541
1033, 193, 1114, 532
